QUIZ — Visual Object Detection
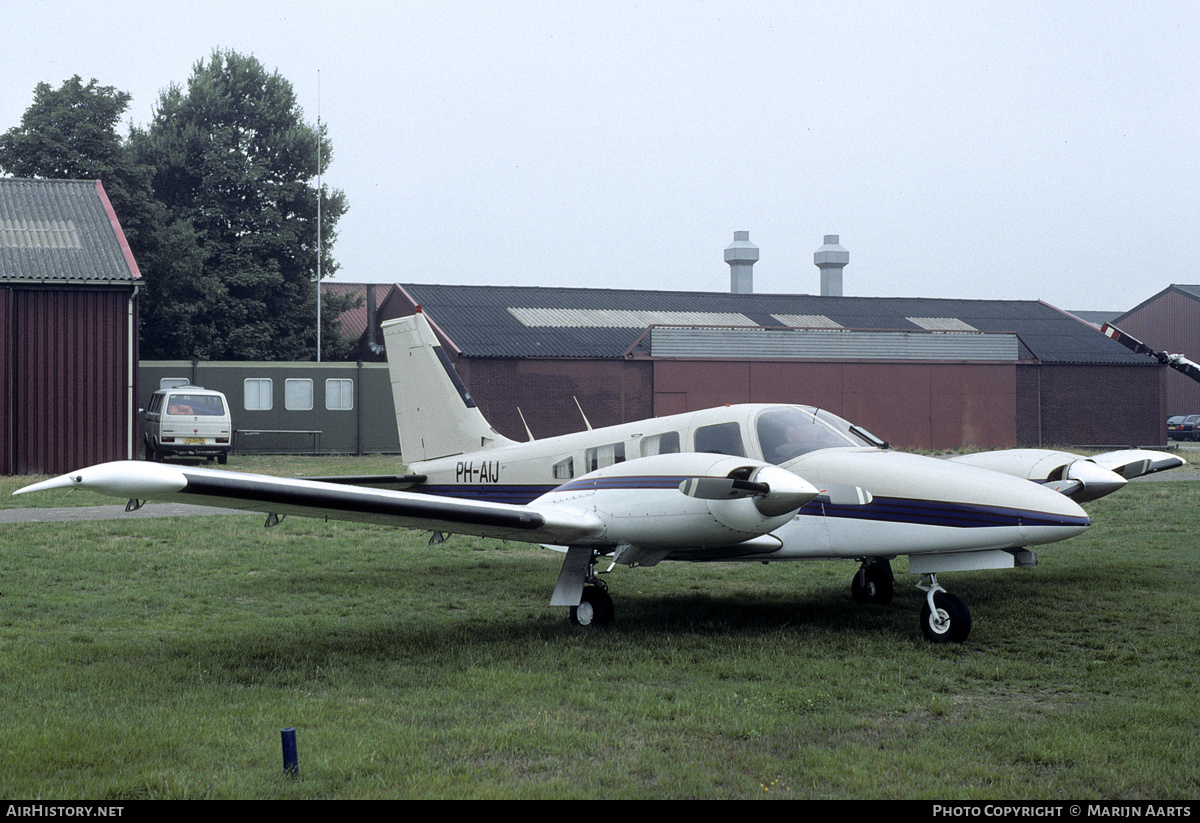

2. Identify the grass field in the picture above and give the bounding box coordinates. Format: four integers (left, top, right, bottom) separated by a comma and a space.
1, 456, 1198, 799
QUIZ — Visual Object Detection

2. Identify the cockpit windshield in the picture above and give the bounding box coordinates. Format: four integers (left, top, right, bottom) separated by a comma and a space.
755, 407, 885, 464
806, 407, 889, 450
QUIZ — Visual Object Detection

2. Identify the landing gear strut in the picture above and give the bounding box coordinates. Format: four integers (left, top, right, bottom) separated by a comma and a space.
916, 574, 972, 643
553, 546, 616, 628
851, 559, 894, 605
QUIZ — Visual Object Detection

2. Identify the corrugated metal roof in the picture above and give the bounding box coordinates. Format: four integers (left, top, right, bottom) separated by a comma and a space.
650, 327, 1020, 361
0, 178, 139, 284
397, 283, 1153, 365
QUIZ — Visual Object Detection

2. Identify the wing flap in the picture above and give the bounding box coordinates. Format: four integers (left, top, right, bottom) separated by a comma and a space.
297, 474, 426, 490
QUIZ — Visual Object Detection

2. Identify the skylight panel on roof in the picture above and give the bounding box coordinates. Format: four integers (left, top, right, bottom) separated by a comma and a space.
0, 219, 80, 250
770, 314, 844, 328
907, 317, 978, 331
507, 307, 757, 328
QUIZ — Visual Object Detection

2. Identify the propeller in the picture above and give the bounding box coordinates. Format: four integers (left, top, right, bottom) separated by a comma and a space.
1101, 323, 1200, 383
679, 466, 822, 517
1046, 459, 1128, 503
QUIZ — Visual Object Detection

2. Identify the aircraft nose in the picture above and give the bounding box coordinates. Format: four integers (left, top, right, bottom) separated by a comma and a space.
1018, 482, 1090, 544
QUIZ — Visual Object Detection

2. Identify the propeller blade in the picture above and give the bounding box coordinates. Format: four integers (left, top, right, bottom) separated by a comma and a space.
678, 477, 768, 500
1102, 323, 1200, 384
814, 484, 873, 506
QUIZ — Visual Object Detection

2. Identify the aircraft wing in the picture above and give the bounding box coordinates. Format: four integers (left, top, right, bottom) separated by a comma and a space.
15, 455, 818, 555
1086, 449, 1185, 479
15, 461, 602, 545
947, 447, 1184, 502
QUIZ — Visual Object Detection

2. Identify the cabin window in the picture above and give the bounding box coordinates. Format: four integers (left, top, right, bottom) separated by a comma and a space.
285, 378, 314, 411
159, 377, 190, 390
326, 378, 354, 411
244, 378, 273, 411
639, 431, 680, 457
553, 457, 574, 480
693, 422, 745, 457
585, 442, 626, 472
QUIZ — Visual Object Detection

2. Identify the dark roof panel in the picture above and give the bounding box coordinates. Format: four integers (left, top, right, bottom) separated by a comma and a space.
398, 283, 1151, 365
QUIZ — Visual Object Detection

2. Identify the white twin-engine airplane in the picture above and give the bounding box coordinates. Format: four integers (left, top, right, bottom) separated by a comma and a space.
16, 311, 1185, 642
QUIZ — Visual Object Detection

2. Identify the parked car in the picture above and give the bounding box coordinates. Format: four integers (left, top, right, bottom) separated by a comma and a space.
1175, 414, 1200, 442
144, 385, 232, 463
1168, 416, 1187, 440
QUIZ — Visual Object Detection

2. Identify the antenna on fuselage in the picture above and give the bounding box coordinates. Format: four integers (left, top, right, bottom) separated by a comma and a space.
517, 408, 536, 441
573, 397, 593, 431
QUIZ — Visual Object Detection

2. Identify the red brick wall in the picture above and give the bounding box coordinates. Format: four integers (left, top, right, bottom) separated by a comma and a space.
1016, 364, 1166, 448
652, 359, 1019, 451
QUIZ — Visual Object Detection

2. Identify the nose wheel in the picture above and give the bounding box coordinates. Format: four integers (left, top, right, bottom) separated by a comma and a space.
851, 559, 894, 605
916, 574, 972, 643
570, 584, 614, 627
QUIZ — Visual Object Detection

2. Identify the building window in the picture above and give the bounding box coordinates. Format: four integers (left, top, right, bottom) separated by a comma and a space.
326, 378, 354, 411
244, 378, 273, 411
285, 378, 313, 411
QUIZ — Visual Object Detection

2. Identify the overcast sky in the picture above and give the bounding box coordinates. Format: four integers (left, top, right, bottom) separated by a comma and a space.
4, 1, 1197, 312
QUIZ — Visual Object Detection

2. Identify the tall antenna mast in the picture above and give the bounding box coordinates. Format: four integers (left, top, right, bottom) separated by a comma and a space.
316, 70, 322, 362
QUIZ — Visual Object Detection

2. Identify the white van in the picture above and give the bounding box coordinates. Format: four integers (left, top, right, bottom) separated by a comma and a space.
144, 386, 232, 463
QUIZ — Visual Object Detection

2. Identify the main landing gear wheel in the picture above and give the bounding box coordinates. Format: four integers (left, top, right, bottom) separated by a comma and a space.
918, 582, 972, 643
570, 585, 614, 628
851, 559, 894, 605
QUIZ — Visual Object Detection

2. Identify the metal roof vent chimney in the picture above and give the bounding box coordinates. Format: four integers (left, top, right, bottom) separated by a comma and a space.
814, 234, 849, 297
724, 231, 759, 294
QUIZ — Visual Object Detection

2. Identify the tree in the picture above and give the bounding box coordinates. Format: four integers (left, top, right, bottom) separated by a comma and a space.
132, 50, 351, 360
0, 76, 158, 251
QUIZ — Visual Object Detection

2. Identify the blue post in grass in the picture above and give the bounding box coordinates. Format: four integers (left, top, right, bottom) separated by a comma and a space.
281, 727, 299, 777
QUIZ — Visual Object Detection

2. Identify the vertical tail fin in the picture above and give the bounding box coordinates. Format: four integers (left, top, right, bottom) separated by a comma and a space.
381, 312, 516, 463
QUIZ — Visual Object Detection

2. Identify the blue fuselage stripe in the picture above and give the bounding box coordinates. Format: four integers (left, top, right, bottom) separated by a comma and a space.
419, 482, 1087, 530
